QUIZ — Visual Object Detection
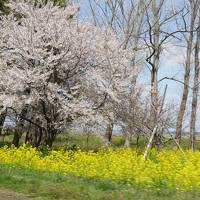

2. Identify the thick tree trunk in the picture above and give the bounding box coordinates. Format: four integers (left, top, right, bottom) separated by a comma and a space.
12, 131, 21, 147
105, 123, 113, 143
152, 131, 162, 150
25, 126, 43, 147
175, 5, 197, 143
0, 109, 6, 135
33, 126, 43, 147
190, 16, 200, 150
41, 100, 57, 147
12, 106, 28, 147
46, 125, 56, 147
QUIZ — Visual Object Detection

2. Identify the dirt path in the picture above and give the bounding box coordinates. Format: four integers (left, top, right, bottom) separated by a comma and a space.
0, 188, 35, 200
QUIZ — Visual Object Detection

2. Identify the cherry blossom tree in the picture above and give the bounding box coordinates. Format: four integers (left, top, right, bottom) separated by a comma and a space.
0, 0, 135, 146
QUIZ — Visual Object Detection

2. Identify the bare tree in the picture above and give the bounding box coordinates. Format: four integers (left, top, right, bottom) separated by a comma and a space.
189, 9, 200, 150
145, 0, 165, 129
116, 86, 151, 147
87, 0, 188, 148
175, 0, 199, 143
144, 0, 180, 147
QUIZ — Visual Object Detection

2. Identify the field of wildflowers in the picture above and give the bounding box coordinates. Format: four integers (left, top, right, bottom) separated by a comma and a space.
0, 145, 200, 191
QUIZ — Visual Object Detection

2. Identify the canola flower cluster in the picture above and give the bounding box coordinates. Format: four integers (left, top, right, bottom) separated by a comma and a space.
0, 145, 199, 190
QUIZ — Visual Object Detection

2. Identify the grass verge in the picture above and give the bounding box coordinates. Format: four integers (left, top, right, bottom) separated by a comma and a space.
0, 164, 200, 200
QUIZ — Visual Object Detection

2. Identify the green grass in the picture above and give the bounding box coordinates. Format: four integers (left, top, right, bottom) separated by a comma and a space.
2, 131, 200, 151
2, 130, 200, 152
0, 163, 200, 200
53, 132, 104, 150
53, 132, 200, 151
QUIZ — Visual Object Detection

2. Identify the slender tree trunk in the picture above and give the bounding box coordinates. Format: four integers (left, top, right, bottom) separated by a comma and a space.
150, 0, 162, 129
124, 132, 132, 147
150, 0, 161, 147
144, 126, 158, 159
175, 4, 197, 143
150, 69, 158, 128
136, 135, 140, 149
190, 15, 200, 150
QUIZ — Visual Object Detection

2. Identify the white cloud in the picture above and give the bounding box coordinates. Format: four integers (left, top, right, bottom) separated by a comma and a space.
162, 42, 186, 69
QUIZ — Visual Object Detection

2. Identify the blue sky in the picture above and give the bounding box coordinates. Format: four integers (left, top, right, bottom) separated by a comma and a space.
77, 0, 199, 131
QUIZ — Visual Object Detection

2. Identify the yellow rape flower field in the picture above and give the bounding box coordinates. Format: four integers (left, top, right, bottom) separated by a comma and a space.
0, 145, 200, 191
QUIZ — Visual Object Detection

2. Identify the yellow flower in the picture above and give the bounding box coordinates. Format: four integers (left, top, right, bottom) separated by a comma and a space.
0, 145, 199, 191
